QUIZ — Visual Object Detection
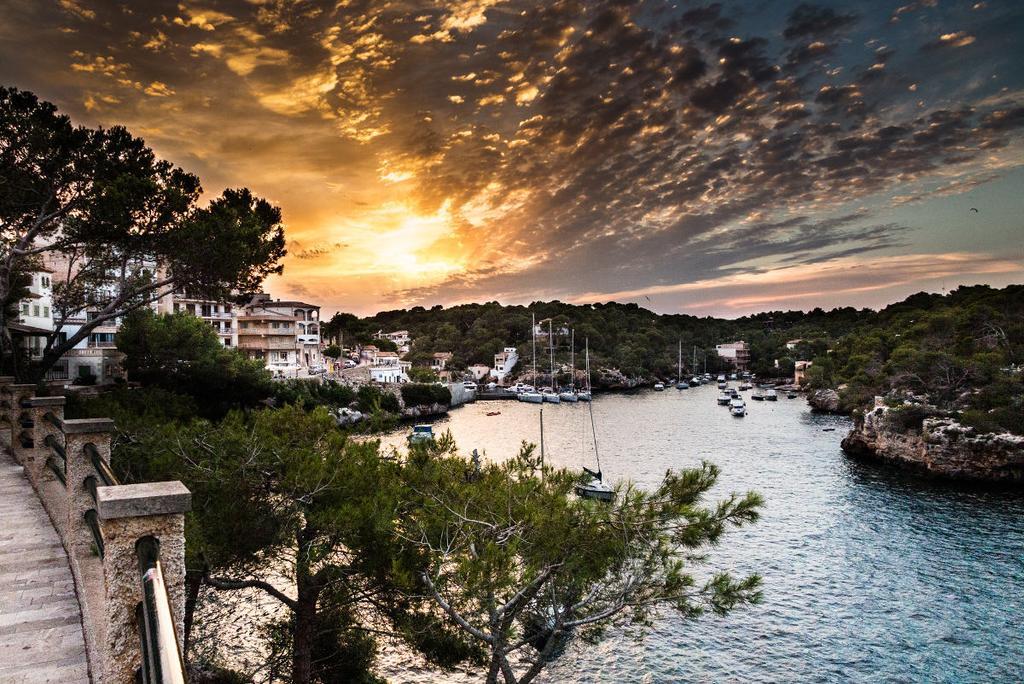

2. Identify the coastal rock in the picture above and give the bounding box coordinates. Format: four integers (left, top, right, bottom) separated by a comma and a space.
808, 389, 841, 413
841, 405, 1024, 483
593, 367, 645, 390
401, 402, 448, 419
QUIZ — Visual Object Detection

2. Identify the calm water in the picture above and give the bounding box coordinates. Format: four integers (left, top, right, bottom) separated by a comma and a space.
379, 384, 1024, 683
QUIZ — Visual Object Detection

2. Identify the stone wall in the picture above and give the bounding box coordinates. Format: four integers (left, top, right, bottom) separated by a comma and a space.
841, 403, 1024, 482
0, 377, 191, 683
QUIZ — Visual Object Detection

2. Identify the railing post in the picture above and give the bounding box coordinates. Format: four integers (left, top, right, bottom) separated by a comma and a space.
64, 418, 116, 561
7, 383, 37, 465
25, 395, 66, 488
97, 481, 191, 683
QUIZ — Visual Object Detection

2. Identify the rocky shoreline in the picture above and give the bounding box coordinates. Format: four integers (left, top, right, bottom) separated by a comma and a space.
840, 401, 1024, 483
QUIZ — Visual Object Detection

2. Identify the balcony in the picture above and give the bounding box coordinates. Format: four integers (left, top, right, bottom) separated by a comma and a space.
237, 338, 296, 351
236, 325, 293, 335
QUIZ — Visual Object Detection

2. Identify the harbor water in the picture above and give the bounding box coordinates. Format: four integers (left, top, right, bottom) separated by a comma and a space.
379, 383, 1024, 683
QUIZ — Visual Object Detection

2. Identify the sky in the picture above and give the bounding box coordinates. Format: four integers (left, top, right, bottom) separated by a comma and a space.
2, 0, 1023, 317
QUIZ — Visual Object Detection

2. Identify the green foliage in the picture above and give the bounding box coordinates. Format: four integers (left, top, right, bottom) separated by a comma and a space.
807, 284, 1024, 432
401, 440, 763, 682
116, 309, 273, 419
370, 338, 399, 352
356, 385, 400, 414
400, 382, 451, 407
273, 379, 355, 411
322, 344, 342, 359
407, 366, 439, 383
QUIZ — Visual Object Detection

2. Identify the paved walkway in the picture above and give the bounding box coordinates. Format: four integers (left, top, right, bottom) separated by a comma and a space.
0, 449, 90, 683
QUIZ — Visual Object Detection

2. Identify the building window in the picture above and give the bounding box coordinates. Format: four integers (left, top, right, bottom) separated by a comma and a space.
271, 322, 279, 329
173, 303, 180, 313
201, 304, 212, 317
33, 304, 40, 317
43, 306, 49, 318
224, 304, 232, 314
240, 321, 249, 329
21, 303, 29, 316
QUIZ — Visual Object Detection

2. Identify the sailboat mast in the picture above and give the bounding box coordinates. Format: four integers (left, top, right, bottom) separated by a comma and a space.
549, 319, 555, 389
531, 313, 537, 385
678, 339, 682, 382
570, 328, 575, 390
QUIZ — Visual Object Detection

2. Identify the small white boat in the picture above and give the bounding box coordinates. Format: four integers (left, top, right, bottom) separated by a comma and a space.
653, 382, 665, 391
676, 381, 689, 390
751, 389, 765, 401
408, 424, 434, 443
717, 381, 727, 390
730, 399, 746, 417
717, 374, 726, 382
519, 392, 543, 404
765, 389, 778, 401
541, 388, 561, 403
717, 393, 731, 405
691, 376, 702, 386
558, 391, 579, 402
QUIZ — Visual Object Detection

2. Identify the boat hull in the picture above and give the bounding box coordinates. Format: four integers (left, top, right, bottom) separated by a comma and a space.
576, 392, 592, 402
519, 393, 543, 404
542, 394, 561, 403
558, 393, 579, 402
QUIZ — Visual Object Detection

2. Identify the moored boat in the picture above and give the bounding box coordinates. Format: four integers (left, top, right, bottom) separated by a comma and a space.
654, 382, 665, 391
765, 389, 778, 401
408, 424, 434, 443
730, 398, 746, 416
717, 393, 731, 405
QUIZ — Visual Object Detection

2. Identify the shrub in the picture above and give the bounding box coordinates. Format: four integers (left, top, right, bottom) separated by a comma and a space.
885, 404, 936, 431
401, 383, 452, 407
357, 385, 400, 414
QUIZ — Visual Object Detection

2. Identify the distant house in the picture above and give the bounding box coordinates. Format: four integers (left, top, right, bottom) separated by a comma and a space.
493, 347, 519, 384
786, 339, 803, 350
533, 318, 569, 338
431, 352, 454, 381
370, 350, 409, 383
377, 329, 411, 353
468, 364, 491, 381
794, 360, 813, 385
715, 341, 750, 371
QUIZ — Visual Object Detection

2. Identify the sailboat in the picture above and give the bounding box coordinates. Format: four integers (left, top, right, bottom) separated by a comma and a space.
519, 314, 543, 404
675, 340, 688, 389
559, 329, 578, 402
542, 319, 560, 403
575, 338, 614, 502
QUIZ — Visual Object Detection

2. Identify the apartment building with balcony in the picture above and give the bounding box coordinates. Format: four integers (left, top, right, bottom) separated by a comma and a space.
492, 347, 519, 384
233, 294, 322, 375
159, 295, 235, 347
715, 341, 751, 371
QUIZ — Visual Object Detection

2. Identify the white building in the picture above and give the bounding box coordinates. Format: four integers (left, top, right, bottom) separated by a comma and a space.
492, 347, 518, 384
468, 364, 491, 381
715, 341, 750, 371
369, 351, 409, 383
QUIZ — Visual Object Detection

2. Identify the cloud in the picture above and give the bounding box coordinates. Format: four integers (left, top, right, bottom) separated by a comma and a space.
5, 0, 1023, 316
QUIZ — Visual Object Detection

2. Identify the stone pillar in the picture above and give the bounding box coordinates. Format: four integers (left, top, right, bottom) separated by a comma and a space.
24, 396, 66, 487
64, 418, 115, 560
97, 482, 191, 684
0, 376, 14, 451
7, 383, 37, 465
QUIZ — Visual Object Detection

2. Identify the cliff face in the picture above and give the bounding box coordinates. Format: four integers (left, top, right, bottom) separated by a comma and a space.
808, 389, 842, 413
842, 404, 1024, 483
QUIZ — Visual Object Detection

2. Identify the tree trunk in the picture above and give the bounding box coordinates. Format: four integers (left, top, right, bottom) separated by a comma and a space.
292, 585, 318, 684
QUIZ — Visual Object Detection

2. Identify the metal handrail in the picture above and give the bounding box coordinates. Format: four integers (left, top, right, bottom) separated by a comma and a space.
85, 443, 119, 486
135, 537, 188, 684
44, 433, 67, 460
47, 456, 67, 485
84, 509, 105, 557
